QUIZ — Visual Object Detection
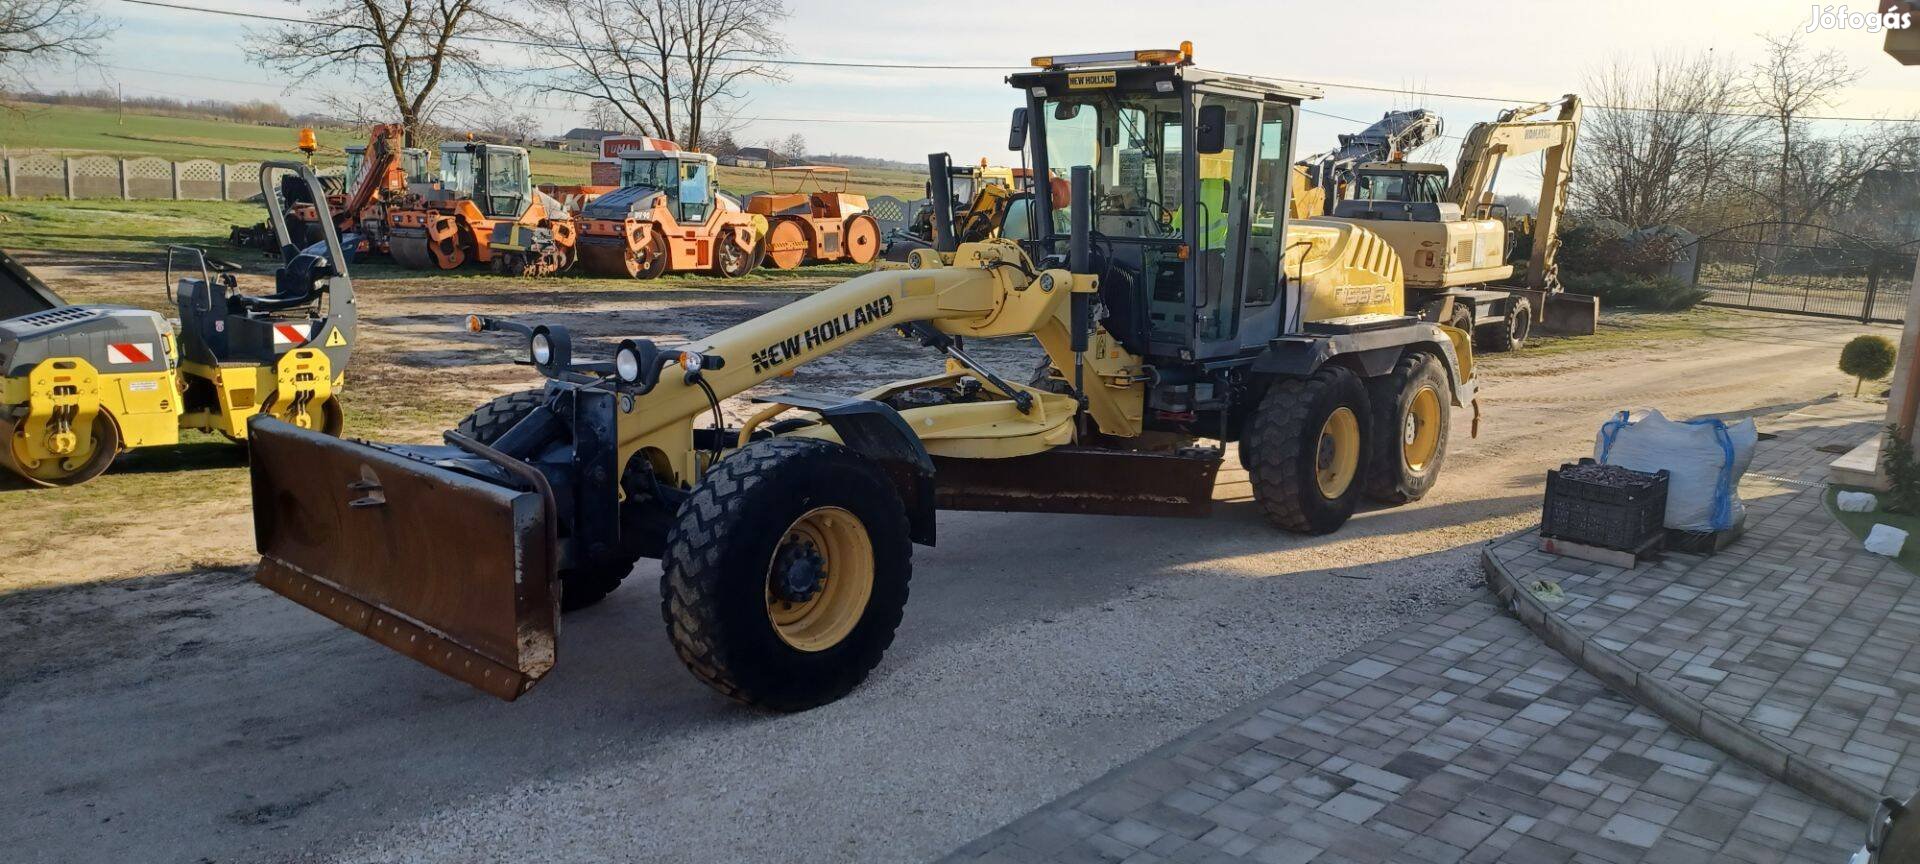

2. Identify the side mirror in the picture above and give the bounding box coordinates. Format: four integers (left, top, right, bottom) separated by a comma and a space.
1008, 107, 1028, 152
1054, 102, 1081, 121
1196, 105, 1226, 154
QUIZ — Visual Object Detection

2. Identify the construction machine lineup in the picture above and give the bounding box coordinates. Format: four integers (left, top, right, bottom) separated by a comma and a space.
5, 43, 1605, 713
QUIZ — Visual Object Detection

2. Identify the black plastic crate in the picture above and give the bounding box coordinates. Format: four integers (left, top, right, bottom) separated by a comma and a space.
1541, 459, 1670, 552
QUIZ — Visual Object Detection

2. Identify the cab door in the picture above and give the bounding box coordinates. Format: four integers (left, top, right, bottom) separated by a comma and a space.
1187, 92, 1262, 360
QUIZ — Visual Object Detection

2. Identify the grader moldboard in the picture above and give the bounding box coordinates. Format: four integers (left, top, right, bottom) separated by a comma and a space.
3, 163, 354, 486
248, 46, 1478, 711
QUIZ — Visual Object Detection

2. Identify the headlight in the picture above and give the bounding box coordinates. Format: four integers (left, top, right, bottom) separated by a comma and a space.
615, 341, 642, 384
529, 330, 553, 366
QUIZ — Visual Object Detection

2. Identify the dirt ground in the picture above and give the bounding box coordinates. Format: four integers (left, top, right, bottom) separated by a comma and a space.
0, 249, 1898, 863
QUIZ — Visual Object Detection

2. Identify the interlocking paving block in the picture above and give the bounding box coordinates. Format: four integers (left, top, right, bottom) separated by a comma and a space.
1486, 401, 1911, 816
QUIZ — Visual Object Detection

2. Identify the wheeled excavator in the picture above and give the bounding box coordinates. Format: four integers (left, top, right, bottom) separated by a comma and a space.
1290, 109, 1443, 218
2, 164, 353, 485
246, 43, 1477, 712
1326, 96, 1594, 351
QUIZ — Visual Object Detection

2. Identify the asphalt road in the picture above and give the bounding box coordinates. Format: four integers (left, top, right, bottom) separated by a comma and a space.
0, 309, 1890, 863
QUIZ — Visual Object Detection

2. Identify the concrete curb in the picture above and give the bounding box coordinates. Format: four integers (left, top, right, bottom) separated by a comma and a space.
1480, 542, 1880, 821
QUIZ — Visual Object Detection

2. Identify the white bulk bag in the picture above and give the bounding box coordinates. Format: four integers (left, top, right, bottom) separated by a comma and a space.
1594, 410, 1757, 533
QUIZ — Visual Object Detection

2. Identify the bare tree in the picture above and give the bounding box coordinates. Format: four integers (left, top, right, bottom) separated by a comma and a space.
1574, 50, 1756, 229
246, 0, 503, 144
780, 132, 806, 161
1741, 32, 1868, 229
526, 0, 786, 148
0, 0, 112, 90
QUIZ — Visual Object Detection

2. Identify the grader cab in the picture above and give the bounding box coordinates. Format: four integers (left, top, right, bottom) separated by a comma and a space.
248, 43, 1475, 711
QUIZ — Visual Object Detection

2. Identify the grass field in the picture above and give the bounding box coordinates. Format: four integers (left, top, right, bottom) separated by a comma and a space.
0, 102, 928, 197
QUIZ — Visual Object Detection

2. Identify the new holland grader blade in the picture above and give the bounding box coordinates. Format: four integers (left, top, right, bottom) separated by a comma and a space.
249, 418, 559, 700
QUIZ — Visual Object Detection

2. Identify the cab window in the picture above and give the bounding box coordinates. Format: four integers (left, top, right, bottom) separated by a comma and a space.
481, 150, 529, 219
678, 161, 711, 223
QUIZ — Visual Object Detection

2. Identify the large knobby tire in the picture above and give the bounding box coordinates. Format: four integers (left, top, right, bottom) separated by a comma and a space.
1244, 366, 1372, 534
1364, 352, 1450, 506
661, 437, 912, 712
1479, 297, 1531, 353
455, 388, 631, 612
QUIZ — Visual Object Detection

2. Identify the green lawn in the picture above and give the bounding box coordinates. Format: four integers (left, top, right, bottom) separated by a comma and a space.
0, 198, 259, 253
1825, 485, 1920, 576
0, 102, 928, 197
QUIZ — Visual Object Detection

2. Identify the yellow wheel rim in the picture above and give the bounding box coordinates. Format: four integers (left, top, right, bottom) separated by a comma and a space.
1315, 407, 1360, 499
766, 506, 875, 652
1403, 386, 1441, 472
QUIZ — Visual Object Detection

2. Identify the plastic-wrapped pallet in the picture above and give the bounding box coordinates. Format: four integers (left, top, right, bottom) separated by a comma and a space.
1593, 409, 1757, 533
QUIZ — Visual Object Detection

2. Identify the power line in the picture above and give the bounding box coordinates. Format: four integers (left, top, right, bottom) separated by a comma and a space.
114, 0, 1018, 70
108, 0, 1920, 125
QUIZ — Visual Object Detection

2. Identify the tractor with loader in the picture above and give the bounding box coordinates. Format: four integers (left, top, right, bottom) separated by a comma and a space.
387, 141, 580, 275
2, 163, 354, 486
574, 143, 768, 279
1325, 96, 1594, 351
284, 124, 427, 255
744, 166, 883, 269
245, 44, 1476, 712
882, 157, 1023, 262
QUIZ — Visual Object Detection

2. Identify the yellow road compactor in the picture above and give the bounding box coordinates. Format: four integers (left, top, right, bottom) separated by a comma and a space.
247, 46, 1477, 711
3, 163, 353, 486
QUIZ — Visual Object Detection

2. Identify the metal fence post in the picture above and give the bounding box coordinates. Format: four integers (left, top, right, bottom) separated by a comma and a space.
62, 158, 74, 199
1864, 254, 1882, 324
170, 161, 181, 200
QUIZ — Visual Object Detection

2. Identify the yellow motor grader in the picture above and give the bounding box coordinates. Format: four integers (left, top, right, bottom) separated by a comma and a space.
247, 45, 1477, 711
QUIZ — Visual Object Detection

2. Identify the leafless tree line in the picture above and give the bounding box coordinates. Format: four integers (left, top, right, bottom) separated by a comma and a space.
1576, 31, 1920, 243
235, 0, 785, 149
0, 0, 112, 91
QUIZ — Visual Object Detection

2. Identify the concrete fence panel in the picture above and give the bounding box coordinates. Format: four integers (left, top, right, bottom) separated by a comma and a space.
177, 159, 224, 200
867, 195, 911, 236
125, 157, 174, 200
69, 155, 122, 199
5, 155, 65, 198
225, 162, 262, 201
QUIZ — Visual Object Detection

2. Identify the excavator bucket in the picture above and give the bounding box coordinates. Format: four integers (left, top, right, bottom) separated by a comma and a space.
248, 418, 560, 701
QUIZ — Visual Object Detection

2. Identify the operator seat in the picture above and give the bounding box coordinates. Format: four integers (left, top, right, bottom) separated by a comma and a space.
229, 248, 331, 316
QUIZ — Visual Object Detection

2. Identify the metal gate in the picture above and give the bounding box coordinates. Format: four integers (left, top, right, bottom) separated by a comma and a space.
1691, 222, 1918, 324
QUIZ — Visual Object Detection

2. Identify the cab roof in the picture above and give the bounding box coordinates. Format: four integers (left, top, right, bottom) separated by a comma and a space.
1010, 45, 1322, 103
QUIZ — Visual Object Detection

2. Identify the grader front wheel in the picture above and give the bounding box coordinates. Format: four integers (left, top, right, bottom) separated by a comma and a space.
1, 411, 120, 487
661, 437, 911, 712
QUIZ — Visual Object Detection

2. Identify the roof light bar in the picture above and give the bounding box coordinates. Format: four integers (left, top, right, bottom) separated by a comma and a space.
1030, 41, 1193, 70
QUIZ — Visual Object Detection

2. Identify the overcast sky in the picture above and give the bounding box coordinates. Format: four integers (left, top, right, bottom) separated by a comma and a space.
22, 0, 1920, 185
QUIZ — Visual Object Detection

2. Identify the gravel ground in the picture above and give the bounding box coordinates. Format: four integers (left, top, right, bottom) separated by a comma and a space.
0, 290, 1893, 863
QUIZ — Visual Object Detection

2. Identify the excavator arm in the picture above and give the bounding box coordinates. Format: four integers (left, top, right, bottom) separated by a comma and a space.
1441, 96, 1582, 288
